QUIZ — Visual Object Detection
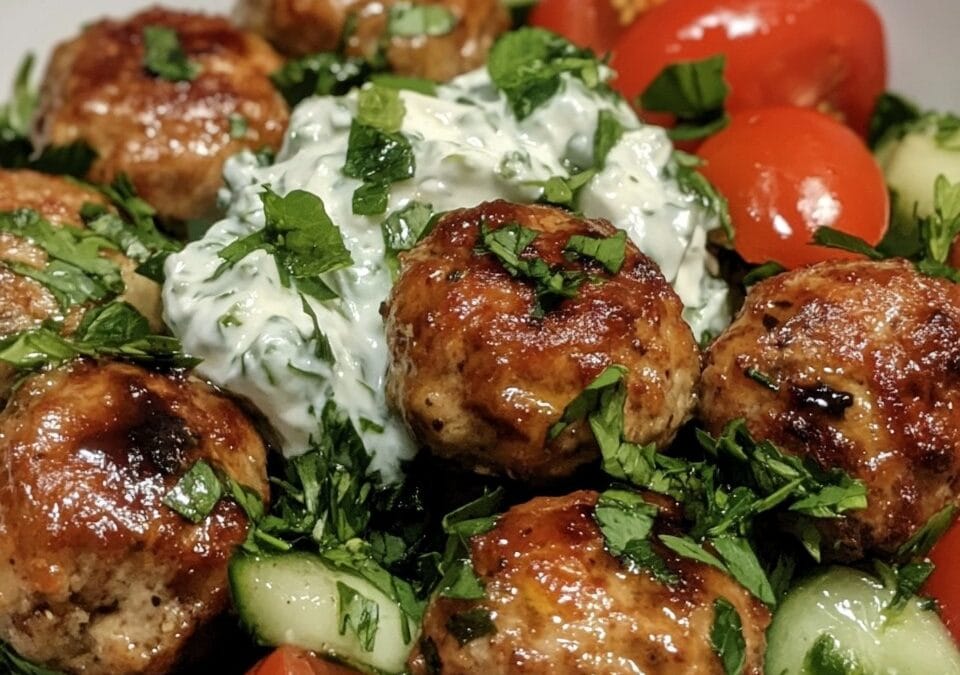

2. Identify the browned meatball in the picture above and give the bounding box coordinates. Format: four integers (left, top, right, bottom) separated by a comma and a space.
0, 359, 269, 674
385, 201, 700, 482
409, 491, 769, 674
33, 8, 289, 222
700, 259, 960, 560
235, 0, 510, 81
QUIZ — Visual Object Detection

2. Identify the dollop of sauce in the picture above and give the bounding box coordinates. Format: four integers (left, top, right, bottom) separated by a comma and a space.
163, 68, 729, 478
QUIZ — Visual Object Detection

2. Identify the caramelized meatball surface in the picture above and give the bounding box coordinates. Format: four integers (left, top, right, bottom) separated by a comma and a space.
409, 491, 769, 674
33, 8, 289, 222
0, 360, 269, 674
700, 260, 960, 560
385, 201, 700, 482
235, 0, 509, 81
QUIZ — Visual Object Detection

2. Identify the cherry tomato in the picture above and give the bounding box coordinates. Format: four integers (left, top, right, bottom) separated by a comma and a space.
246, 647, 359, 675
610, 0, 886, 137
697, 107, 889, 269
927, 519, 960, 644
529, 0, 667, 54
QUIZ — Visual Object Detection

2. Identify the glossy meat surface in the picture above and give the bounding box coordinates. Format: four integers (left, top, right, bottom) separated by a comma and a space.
235, 0, 510, 81
385, 201, 700, 482
0, 360, 269, 674
700, 259, 960, 560
409, 491, 769, 674
33, 8, 288, 222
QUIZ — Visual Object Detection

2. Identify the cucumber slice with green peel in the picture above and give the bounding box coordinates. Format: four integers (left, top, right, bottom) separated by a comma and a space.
765, 566, 960, 675
229, 552, 418, 674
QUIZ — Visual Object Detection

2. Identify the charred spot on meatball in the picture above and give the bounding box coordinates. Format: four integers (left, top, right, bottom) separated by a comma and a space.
0, 360, 269, 674
384, 201, 700, 483
700, 259, 960, 560
32, 8, 289, 222
408, 491, 770, 674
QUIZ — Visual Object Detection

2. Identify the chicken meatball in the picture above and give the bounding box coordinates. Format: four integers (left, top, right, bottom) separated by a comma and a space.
700, 259, 960, 560
408, 491, 769, 674
385, 201, 700, 482
235, 0, 510, 82
33, 8, 289, 222
0, 359, 269, 674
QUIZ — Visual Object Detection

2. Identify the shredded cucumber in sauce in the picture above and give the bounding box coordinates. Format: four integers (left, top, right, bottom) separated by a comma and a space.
163, 67, 730, 478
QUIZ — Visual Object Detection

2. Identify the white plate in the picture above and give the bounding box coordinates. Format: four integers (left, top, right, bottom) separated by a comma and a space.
0, 0, 958, 111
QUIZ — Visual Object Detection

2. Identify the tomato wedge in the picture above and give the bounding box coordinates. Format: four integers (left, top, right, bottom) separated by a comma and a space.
610, 0, 886, 137
927, 519, 960, 645
246, 647, 359, 675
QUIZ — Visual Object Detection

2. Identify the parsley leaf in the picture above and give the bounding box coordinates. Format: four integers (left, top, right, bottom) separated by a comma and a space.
352, 182, 390, 216
217, 187, 353, 302
271, 53, 372, 106
475, 222, 588, 318
711, 597, 746, 675
343, 120, 416, 184
162, 460, 223, 523
446, 608, 496, 646
357, 85, 406, 133
337, 581, 380, 652
371, 73, 437, 96
640, 56, 730, 142
594, 489, 677, 584
382, 201, 436, 276
142, 26, 199, 82
667, 151, 733, 241
388, 4, 458, 38
564, 230, 627, 274
804, 633, 866, 675
594, 109, 625, 170
487, 28, 601, 120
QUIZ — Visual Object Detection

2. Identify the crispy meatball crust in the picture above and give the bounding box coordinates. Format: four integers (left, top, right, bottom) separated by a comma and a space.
408, 491, 769, 674
0, 360, 269, 674
385, 201, 700, 482
700, 259, 960, 560
33, 8, 289, 222
235, 0, 510, 82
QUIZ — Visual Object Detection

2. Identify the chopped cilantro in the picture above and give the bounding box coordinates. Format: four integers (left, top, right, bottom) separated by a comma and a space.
446, 608, 496, 646
337, 581, 380, 652
667, 151, 733, 241
299, 294, 335, 365
352, 181, 390, 216
357, 85, 406, 133
537, 169, 596, 207
388, 4, 458, 38
804, 633, 866, 675
382, 201, 436, 275
370, 73, 437, 96
640, 56, 730, 142
564, 230, 627, 275
710, 598, 746, 675
594, 489, 677, 584
162, 460, 223, 523
343, 120, 416, 184
594, 109, 625, 169
142, 26, 199, 82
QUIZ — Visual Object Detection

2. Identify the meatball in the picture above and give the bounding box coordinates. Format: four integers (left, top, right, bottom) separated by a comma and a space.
700, 259, 960, 560
408, 491, 769, 674
0, 359, 268, 674
235, 0, 510, 82
33, 8, 289, 222
385, 201, 700, 482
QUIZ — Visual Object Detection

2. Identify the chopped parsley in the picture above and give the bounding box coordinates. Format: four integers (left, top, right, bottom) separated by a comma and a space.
804, 633, 866, 675
710, 598, 747, 675
357, 85, 406, 133
337, 581, 380, 652
271, 53, 372, 107
640, 56, 730, 142
381, 201, 436, 275
343, 119, 416, 214
667, 151, 734, 241
446, 608, 496, 646
594, 109, 625, 170
162, 459, 223, 523
594, 489, 677, 584
142, 25, 199, 82
217, 187, 354, 302
388, 4, 458, 38
487, 28, 602, 120
370, 73, 437, 96
564, 230, 627, 275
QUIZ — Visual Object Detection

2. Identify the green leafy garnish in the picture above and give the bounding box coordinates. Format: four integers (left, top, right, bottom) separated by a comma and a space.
142, 26, 199, 82
446, 608, 496, 647
271, 53, 372, 106
228, 113, 248, 139
640, 56, 730, 142
710, 597, 746, 675
381, 201, 435, 275
536, 170, 597, 208
594, 109, 625, 170
667, 151, 733, 241
868, 92, 922, 149
487, 28, 602, 120
371, 73, 437, 96
343, 120, 416, 212
804, 633, 866, 675
564, 230, 627, 275
352, 182, 390, 216
337, 581, 380, 652
594, 489, 677, 584
357, 85, 407, 133
388, 4, 458, 38
217, 187, 353, 302
162, 459, 223, 523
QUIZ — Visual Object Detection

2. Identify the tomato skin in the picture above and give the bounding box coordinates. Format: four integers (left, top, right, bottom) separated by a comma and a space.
528, 0, 627, 54
697, 107, 889, 269
611, 0, 886, 137
246, 647, 359, 675
927, 519, 960, 644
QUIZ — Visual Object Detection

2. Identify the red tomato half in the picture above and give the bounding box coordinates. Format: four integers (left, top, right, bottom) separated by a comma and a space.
611, 0, 886, 137
697, 107, 889, 269
528, 0, 626, 54
247, 647, 359, 675
927, 519, 960, 644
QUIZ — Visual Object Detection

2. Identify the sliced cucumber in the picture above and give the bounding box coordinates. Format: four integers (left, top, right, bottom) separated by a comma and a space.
765, 566, 960, 675
230, 552, 417, 674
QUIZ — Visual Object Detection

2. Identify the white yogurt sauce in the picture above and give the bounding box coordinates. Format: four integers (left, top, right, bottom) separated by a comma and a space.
163, 68, 730, 479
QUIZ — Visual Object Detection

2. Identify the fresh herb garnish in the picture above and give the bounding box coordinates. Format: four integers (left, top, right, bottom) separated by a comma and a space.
228, 113, 248, 139
743, 261, 786, 287
744, 367, 779, 392
594, 109, 625, 170
357, 85, 406, 133
594, 489, 677, 584
487, 28, 602, 120
435, 489, 503, 602
382, 201, 435, 275
388, 4, 458, 38
162, 459, 224, 523
217, 187, 353, 302
370, 73, 437, 96
537, 170, 597, 208
337, 581, 380, 652
804, 633, 866, 675
710, 597, 746, 675
640, 56, 730, 142
667, 151, 734, 241
352, 181, 390, 216
343, 120, 416, 213
446, 608, 496, 646
142, 26, 199, 82
564, 230, 627, 275
868, 92, 922, 149
271, 53, 372, 106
